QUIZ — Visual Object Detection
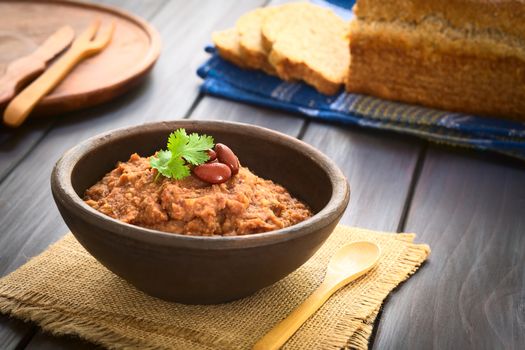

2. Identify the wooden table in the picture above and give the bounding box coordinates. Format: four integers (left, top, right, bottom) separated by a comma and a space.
1, 1, 524, 349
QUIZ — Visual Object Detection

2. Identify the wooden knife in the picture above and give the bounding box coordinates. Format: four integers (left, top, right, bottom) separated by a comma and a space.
0, 26, 75, 108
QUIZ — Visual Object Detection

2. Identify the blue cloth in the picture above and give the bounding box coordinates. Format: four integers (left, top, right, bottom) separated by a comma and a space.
197, 1, 525, 160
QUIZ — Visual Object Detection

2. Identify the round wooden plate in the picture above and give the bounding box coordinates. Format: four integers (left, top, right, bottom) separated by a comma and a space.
0, 0, 161, 117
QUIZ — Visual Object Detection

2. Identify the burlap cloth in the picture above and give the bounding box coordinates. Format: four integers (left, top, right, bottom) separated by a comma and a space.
0, 226, 430, 349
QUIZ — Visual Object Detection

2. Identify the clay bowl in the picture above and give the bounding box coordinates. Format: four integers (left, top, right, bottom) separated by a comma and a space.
51, 120, 349, 304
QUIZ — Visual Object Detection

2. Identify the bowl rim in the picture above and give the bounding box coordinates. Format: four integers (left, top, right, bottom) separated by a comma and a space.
51, 120, 350, 250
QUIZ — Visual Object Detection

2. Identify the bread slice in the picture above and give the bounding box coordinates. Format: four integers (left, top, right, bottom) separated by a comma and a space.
212, 12, 277, 75
346, 0, 525, 120
236, 7, 279, 75
211, 28, 246, 68
261, 2, 349, 95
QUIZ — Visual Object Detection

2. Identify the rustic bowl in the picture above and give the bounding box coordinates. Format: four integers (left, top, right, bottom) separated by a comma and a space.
51, 120, 349, 304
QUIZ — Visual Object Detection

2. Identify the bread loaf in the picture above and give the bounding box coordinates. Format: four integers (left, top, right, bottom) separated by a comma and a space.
346, 0, 525, 120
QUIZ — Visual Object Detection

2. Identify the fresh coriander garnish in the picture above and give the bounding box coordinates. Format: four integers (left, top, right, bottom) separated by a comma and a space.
150, 128, 214, 180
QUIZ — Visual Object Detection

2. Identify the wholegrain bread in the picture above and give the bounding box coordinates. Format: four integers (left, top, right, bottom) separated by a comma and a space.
211, 28, 246, 68
262, 2, 349, 95
355, 0, 525, 40
236, 7, 279, 75
346, 0, 525, 120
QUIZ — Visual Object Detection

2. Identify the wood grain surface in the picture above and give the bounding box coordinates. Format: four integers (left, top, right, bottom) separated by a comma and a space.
1, 0, 524, 349
25, 331, 102, 350
190, 96, 305, 137
372, 149, 525, 350
301, 123, 424, 231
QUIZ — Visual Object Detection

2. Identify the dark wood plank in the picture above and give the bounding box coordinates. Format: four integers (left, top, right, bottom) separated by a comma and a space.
96, 0, 168, 19
373, 148, 525, 350
190, 96, 305, 137
0, 0, 266, 348
25, 331, 102, 350
0, 119, 55, 182
301, 122, 423, 231
0, 318, 34, 350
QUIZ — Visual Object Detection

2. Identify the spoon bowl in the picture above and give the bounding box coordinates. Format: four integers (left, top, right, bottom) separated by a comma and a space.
253, 241, 381, 350
327, 241, 381, 286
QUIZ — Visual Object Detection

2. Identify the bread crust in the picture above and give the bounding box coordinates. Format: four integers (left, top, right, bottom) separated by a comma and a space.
212, 29, 247, 68
237, 7, 278, 75
355, 0, 525, 40
268, 50, 342, 95
346, 19, 525, 120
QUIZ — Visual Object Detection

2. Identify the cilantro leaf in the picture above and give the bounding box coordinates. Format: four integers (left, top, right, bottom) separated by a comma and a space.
149, 129, 214, 180
165, 156, 190, 180
167, 129, 189, 157
183, 132, 215, 165
149, 150, 173, 179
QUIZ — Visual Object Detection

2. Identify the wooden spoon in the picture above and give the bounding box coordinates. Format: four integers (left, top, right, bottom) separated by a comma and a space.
3, 20, 115, 128
253, 241, 381, 350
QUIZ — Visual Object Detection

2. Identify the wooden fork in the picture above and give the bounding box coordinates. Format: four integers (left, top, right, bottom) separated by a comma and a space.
3, 20, 115, 128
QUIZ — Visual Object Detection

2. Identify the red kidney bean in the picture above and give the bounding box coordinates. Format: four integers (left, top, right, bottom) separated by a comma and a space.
215, 143, 240, 175
207, 149, 217, 162
193, 162, 231, 184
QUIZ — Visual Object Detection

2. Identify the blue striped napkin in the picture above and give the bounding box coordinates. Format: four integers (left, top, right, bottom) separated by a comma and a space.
197, 1, 525, 160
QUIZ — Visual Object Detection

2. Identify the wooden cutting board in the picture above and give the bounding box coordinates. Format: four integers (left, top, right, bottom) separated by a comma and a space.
0, 0, 161, 117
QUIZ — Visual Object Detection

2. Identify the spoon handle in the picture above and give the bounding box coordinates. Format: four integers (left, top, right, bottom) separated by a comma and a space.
252, 281, 337, 350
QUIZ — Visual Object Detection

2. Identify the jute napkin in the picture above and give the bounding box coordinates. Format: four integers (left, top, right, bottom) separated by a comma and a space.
0, 226, 430, 349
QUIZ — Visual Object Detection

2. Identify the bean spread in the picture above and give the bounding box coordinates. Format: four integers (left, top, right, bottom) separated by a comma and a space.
84, 153, 312, 236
